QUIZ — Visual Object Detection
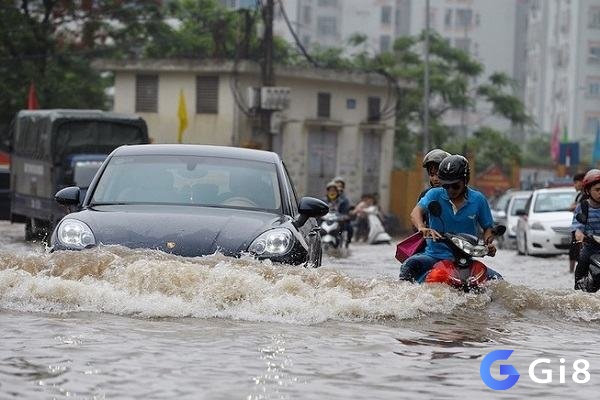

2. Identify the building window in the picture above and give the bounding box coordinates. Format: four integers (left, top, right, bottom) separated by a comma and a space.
586, 115, 600, 134
589, 6, 600, 29
367, 97, 381, 122
455, 8, 473, 28
589, 42, 600, 64
444, 9, 453, 28
381, 6, 392, 25
317, 92, 331, 118
196, 76, 219, 114
454, 38, 471, 53
380, 35, 391, 53
318, 0, 337, 7
135, 74, 158, 113
317, 16, 337, 36
588, 78, 600, 98
303, 5, 311, 24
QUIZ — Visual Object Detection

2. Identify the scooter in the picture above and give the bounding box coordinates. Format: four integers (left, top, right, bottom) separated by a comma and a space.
363, 205, 392, 244
419, 201, 505, 292
573, 211, 600, 293
319, 211, 349, 253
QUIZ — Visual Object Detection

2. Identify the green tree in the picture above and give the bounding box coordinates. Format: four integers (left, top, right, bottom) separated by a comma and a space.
0, 0, 163, 128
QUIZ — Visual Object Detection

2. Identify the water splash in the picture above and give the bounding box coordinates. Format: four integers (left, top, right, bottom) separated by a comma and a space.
1, 246, 599, 324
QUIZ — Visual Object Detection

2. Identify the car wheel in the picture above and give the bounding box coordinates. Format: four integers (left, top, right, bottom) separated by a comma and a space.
516, 231, 524, 255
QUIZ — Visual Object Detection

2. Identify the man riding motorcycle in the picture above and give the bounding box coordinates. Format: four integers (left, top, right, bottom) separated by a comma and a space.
573, 169, 600, 292
399, 155, 502, 282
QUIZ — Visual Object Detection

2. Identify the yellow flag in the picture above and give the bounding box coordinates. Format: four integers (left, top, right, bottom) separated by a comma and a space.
177, 89, 188, 143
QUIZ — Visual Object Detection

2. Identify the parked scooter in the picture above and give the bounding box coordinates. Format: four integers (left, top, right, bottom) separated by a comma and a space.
363, 205, 392, 244
319, 211, 349, 254
419, 201, 505, 292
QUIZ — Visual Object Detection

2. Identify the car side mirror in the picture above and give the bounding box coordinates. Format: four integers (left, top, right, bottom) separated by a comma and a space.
55, 186, 81, 206
294, 197, 329, 227
515, 209, 527, 216
575, 212, 587, 225
492, 225, 506, 236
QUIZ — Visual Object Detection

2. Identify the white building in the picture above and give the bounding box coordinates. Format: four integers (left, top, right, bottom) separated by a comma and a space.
274, 0, 411, 54
274, 0, 529, 137
524, 0, 600, 143
92, 59, 400, 209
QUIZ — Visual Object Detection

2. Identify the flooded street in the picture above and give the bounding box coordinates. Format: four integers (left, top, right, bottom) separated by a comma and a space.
2, 220, 600, 399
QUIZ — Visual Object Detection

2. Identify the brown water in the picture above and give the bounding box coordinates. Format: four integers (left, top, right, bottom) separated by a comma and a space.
1, 221, 600, 399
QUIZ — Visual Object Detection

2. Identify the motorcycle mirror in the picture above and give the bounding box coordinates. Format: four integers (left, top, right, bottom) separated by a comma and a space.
428, 201, 442, 217
492, 225, 506, 236
575, 212, 587, 225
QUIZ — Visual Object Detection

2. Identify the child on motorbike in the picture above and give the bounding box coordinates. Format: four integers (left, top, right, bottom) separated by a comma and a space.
572, 169, 600, 292
399, 155, 502, 282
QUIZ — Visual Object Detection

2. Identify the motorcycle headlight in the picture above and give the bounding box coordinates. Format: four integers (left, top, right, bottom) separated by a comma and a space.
248, 228, 293, 257
450, 236, 488, 257
530, 221, 545, 230
57, 219, 96, 249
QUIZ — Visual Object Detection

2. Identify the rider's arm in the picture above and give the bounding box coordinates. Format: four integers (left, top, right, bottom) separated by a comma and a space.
411, 205, 442, 239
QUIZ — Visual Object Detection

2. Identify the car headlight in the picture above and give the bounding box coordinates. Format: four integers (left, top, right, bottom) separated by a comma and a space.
450, 236, 488, 257
57, 219, 96, 249
530, 221, 545, 230
248, 228, 293, 257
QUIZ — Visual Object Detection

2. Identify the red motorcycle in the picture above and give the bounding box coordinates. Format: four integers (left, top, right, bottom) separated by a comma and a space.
418, 201, 505, 291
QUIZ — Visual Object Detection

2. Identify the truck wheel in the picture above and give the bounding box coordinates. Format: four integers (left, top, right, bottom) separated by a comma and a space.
25, 219, 35, 241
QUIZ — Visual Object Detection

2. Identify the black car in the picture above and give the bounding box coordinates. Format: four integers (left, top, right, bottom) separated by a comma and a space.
51, 144, 328, 266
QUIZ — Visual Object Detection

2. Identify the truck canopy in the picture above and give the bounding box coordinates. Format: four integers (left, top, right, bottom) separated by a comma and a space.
11, 109, 149, 164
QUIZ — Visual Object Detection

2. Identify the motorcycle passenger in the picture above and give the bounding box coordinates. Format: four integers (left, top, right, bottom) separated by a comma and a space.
573, 169, 600, 292
399, 155, 502, 282
569, 172, 586, 273
333, 176, 353, 244
418, 149, 451, 201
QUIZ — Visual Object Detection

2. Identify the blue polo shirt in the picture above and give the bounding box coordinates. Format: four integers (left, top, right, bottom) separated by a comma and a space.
417, 186, 494, 260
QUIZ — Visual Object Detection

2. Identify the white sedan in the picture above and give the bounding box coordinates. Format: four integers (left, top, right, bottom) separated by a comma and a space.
515, 187, 576, 256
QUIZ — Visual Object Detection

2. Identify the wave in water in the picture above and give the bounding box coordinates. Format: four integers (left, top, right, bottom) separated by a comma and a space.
1, 246, 600, 324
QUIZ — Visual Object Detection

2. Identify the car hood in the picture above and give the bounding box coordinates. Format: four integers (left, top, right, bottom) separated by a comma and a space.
61, 205, 291, 257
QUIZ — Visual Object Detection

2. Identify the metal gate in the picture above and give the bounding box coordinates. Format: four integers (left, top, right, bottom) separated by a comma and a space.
307, 129, 338, 197
362, 131, 382, 195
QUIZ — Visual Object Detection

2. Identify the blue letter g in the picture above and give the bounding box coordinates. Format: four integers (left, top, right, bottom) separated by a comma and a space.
480, 349, 520, 390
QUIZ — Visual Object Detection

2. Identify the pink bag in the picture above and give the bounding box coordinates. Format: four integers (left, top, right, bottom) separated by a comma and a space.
395, 232, 426, 262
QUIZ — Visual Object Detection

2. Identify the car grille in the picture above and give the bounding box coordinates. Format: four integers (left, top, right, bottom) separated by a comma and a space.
554, 244, 571, 250
551, 226, 571, 235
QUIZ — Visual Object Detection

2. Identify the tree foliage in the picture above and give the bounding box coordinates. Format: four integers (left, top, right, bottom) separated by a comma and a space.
0, 0, 163, 127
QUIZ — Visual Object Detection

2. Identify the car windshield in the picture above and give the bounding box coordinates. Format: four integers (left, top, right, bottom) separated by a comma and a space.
90, 155, 282, 211
533, 192, 574, 213
510, 197, 529, 215
493, 191, 512, 211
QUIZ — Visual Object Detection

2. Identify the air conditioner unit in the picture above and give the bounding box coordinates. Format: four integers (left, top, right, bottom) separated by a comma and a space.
260, 87, 291, 110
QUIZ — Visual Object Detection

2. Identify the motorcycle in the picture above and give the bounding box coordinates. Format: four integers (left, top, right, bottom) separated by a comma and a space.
363, 205, 392, 244
573, 211, 600, 293
418, 201, 505, 292
319, 211, 349, 254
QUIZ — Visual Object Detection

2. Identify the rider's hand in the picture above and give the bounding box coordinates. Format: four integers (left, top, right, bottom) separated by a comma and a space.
419, 227, 442, 240
487, 243, 497, 257
575, 230, 585, 243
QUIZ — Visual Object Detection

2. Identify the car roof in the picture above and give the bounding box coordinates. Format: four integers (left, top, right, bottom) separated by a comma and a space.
532, 187, 575, 194
112, 144, 281, 163
16, 109, 144, 122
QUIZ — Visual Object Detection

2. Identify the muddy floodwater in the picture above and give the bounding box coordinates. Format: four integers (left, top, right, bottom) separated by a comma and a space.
1, 221, 600, 399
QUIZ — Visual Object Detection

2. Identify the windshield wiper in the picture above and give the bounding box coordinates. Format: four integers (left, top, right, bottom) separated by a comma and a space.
88, 202, 133, 206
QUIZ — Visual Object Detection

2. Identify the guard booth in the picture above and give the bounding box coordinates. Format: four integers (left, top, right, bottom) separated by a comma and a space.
0, 109, 150, 241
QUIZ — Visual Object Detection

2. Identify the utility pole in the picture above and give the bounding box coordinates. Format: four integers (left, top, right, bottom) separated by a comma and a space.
423, 0, 430, 160
422, 0, 430, 186
261, 0, 275, 151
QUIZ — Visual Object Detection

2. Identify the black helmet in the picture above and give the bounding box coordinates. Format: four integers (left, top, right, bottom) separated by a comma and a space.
438, 155, 470, 184
422, 149, 451, 168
